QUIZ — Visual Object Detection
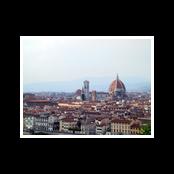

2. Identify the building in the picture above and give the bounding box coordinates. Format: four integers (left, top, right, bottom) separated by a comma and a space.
130, 123, 141, 135
81, 123, 96, 135
80, 119, 96, 135
81, 87, 85, 101
84, 80, 89, 100
74, 89, 82, 100
96, 123, 110, 135
59, 118, 77, 132
48, 115, 59, 132
58, 102, 82, 109
96, 92, 108, 101
111, 118, 131, 135
34, 113, 50, 132
23, 93, 35, 100
111, 117, 142, 135
92, 90, 97, 101
95, 117, 110, 135
26, 100, 56, 107
23, 114, 35, 130
109, 74, 126, 99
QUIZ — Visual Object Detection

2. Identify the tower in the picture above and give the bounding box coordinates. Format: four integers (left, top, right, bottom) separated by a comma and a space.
81, 87, 85, 101
92, 90, 96, 101
83, 80, 89, 100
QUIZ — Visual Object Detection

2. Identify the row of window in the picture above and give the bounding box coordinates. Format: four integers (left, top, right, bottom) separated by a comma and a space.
112, 129, 130, 133
111, 123, 129, 126
35, 126, 48, 131
112, 125, 129, 128
111, 130, 140, 134
36, 119, 48, 122
35, 123, 48, 126
97, 127, 102, 130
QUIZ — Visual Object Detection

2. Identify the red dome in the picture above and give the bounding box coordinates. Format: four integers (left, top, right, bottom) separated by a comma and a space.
109, 76, 126, 93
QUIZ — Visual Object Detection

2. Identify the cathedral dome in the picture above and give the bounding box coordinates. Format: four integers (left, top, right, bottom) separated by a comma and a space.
109, 75, 126, 96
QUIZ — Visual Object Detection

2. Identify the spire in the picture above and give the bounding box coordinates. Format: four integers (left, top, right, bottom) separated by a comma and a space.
116, 74, 119, 81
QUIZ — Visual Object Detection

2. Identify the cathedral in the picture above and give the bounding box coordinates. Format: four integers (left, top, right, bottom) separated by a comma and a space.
108, 74, 126, 99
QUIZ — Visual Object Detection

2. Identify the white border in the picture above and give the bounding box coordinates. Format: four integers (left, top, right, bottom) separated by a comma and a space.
20, 38, 24, 138
20, 36, 154, 138
151, 37, 154, 138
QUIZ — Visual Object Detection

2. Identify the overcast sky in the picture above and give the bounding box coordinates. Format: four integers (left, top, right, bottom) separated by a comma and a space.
22, 36, 151, 85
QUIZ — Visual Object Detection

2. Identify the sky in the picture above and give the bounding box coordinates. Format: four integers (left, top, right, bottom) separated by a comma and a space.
21, 36, 151, 91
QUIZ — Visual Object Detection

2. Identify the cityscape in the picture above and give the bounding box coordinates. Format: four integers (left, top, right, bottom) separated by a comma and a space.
21, 36, 153, 137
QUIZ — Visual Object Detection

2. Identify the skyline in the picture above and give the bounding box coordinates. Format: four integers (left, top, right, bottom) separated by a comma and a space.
21, 36, 153, 138
22, 36, 151, 88
23, 76, 151, 93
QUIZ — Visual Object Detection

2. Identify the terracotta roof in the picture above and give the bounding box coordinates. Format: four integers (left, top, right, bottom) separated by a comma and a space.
130, 123, 140, 129
109, 79, 126, 92
98, 122, 108, 127
111, 118, 131, 124
62, 118, 76, 122
84, 111, 101, 115
27, 100, 50, 103
95, 117, 104, 121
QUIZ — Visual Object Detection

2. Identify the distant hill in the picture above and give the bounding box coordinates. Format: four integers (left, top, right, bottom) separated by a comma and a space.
24, 77, 151, 93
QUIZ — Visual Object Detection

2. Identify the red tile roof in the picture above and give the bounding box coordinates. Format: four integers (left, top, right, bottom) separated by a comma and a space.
98, 122, 108, 127
130, 123, 140, 129
111, 118, 131, 124
62, 118, 76, 123
27, 100, 50, 103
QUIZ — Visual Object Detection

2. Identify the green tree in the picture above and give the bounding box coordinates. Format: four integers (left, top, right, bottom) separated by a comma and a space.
140, 124, 151, 135
68, 127, 81, 134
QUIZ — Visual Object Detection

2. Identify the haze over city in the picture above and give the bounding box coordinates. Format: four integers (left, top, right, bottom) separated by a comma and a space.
22, 36, 151, 92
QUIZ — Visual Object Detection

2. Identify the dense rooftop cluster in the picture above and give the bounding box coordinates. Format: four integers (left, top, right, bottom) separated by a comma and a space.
23, 91, 151, 135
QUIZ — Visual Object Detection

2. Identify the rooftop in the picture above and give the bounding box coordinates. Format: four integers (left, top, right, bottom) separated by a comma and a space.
27, 100, 50, 103
111, 118, 131, 124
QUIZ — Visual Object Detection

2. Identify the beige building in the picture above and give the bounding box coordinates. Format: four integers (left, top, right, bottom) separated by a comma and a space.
92, 90, 97, 101
59, 118, 77, 132
111, 118, 141, 135
130, 123, 141, 135
58, 103, 81, 109
111, 118, 131, 135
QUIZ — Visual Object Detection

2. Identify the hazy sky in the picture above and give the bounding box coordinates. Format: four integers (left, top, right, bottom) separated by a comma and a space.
22, 36, 151, 85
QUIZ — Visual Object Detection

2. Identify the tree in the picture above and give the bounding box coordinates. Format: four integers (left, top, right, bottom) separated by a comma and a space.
68, 127, 81, 133
29, 129, 34, 135
140, 124, 151, 135
76, 120, 81, 129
